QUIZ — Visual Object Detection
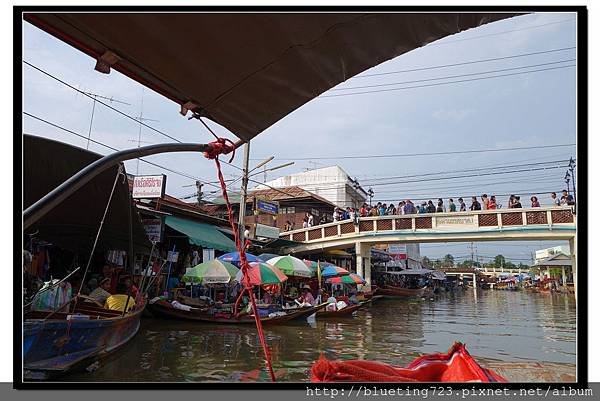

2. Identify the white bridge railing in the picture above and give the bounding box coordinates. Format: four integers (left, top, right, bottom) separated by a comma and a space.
281, 207, 576, 243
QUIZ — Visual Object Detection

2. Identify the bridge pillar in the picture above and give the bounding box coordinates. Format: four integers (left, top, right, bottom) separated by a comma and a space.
569, 236, 577, 301
355, 242, 371, 291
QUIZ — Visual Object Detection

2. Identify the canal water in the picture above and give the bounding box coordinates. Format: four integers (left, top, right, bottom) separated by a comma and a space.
65, 290, 576, 382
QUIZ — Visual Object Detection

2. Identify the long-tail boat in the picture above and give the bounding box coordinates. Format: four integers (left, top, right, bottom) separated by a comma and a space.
316, 295, 382, 317
24, 295, 146, 380
376, 286, 429, 298
147, 299, 326, 324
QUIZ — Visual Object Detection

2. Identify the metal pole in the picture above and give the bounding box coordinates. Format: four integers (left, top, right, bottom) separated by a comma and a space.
237, 142, 251, 242
24, 142, 212, 229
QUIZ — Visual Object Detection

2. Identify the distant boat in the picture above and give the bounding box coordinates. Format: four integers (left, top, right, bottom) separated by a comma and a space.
147, 300, 326, 325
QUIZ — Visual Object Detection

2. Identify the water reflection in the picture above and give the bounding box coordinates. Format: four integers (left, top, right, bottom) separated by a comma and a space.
65, 291, 576, 382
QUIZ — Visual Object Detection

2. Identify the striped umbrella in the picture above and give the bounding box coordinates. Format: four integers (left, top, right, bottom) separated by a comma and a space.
218, 252, 260, 264
320, 265, 350, 277
235, 262, 288, 286
181, 259, 239, 284
326, 273, 367, 285
267, 255, 313, 278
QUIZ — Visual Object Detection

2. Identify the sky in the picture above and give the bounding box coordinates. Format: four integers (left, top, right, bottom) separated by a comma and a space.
22, 12, 576, 262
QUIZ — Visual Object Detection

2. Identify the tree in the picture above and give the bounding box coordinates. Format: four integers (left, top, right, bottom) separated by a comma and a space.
493, 254, 506, 269
421, 256, 431, 268
442, 254, 455, 267
433, 259, 442, 269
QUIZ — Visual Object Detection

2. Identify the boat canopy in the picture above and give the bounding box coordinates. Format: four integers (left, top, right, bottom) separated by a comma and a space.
164, 215, 237, 252
24, 134, 151, 253
385, 268, 435, 276
24, 13, 518, 142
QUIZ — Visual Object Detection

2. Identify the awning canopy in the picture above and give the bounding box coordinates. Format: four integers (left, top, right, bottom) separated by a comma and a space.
24, 135, 151, 253
165, 215, 236, 252
24, 12, 518, 141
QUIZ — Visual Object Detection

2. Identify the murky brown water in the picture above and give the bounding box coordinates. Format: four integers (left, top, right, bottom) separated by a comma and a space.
64, 290, 576, 382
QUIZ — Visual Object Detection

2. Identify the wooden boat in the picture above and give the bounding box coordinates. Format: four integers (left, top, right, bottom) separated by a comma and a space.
147, 300, 326, 324
376, 285, 428, 298
317, 302, 363, 318
23, 297, 146, 380
316, 295, 382, 318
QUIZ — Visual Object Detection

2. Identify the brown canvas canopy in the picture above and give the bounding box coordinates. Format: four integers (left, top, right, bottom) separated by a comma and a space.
24, 12, 518, 142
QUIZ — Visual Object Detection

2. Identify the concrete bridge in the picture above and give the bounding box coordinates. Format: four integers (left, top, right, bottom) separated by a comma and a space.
280, 207, 577, 294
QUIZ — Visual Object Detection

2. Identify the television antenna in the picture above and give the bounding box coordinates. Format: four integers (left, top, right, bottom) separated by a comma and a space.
78, 88, 130, 150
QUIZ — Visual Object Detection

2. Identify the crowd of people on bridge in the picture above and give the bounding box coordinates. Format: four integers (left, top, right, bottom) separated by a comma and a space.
284, 190, 575, 230
328, 190, 576, 222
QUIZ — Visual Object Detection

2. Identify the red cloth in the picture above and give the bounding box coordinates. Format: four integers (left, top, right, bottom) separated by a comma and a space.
310, 342, 507, 383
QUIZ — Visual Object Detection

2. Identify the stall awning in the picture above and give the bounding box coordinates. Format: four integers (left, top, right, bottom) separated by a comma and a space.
165, 216, 236, 252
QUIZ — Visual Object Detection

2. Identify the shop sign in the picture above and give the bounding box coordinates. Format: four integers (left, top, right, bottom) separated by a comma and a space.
256, 199, 279, 215
132, 174, 166, 199
142, 218, 162, 242
255, 223, 280, 239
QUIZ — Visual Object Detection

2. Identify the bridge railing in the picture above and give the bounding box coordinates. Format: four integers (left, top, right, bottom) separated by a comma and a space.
281, 206, 575, 243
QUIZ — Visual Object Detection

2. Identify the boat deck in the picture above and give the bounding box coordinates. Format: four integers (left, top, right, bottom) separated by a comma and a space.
483, 362, 576, 382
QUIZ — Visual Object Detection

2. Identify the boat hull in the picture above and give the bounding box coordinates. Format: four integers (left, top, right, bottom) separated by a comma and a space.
147, 301, 326, 325
376, 286, 428, 298
23, 304, 145, 380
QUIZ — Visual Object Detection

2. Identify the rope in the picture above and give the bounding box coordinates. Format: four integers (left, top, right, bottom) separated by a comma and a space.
204, 139, 276, 382
75, 165, 124, 308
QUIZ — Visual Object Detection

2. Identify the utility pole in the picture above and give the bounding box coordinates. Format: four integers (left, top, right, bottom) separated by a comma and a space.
470, 242, 474, 268
238, 142, 251, 243
568, 157, 576, 203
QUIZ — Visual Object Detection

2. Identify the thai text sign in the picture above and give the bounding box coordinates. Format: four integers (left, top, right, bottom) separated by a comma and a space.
142, 218, 162, 242
255, 223, 280, 239
435, 216, 477, 230
132, 174, 166, 199
256, 199, 279, 215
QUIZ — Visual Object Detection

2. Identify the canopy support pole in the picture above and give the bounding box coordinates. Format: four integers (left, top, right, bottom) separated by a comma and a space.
24, 142, 212, 230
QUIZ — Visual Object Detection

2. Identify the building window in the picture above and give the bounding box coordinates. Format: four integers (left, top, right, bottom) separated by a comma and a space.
280, 207, 295, 214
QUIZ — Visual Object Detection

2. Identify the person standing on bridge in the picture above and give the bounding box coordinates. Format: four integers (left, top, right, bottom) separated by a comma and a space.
426, 200, 436, 213
404, 200, 416, 214
550, 192, 561, 206
481, 194, 489, 210
448, 198, 456, 212
437, 198, 446, 212
458, 198, 467, 212
530, 196, 541, 208
470, 196, 481, 211
488, 195, 497, 209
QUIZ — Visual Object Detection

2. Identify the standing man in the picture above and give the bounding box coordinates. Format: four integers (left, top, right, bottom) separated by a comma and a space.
470, 196, 482, 211
550, 192, 561, 206
448, 198, 457, 212
458, 198, 467, 212
560, 190, 575, 205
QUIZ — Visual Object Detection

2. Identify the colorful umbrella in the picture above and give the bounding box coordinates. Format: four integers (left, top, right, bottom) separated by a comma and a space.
320, 265, 350, 277
326, 273, 367, 285
257, 253, 280, 262
267, 255, 313, 278
218, 251, 260, 264
181, 259, 239, 284
235, 262, 288, 285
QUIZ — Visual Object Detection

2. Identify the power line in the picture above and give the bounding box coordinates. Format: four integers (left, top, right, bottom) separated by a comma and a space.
334, 58, 575, 91
354, 46, 575, 78
360, 159, 571, 183
23, 111, 222, 188
368, 165, 568, 187
320, 64, 575, 98
23, 60, 186, 143
270, 145, 575, 162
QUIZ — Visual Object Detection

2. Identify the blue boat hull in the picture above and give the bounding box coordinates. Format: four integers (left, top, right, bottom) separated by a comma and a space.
23, 304, 144, 379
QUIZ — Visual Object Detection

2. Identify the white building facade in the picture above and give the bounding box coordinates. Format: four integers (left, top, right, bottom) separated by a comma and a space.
257, 166, 367, 209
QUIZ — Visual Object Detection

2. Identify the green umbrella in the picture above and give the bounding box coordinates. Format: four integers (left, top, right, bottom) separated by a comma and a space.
181, 259, 239, 284
267, 255, 313, 277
